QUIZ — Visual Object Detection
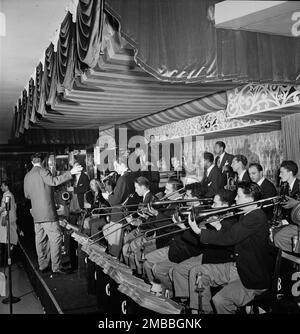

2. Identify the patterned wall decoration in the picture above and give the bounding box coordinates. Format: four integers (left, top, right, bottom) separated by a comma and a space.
227, 83, 300, 118
204, 131, 282, 184
145, 114, 282, 185
145, 110, 276, 141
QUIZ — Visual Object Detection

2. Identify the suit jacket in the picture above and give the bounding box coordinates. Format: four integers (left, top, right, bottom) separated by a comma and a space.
215, 152, 234, 172
260, 178, 277, 199
203, 165, 223, 198
239, 170, 251, 182
200, 208, 272, 289
281, 178, 300, 222
259, 178, 278, 220
168, 217, 236, 264
24, 166, 72, 223
73, 172, 90, 209
108, 170, 136, 222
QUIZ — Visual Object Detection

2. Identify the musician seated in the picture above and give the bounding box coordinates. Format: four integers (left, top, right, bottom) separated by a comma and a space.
273, 161, 300, 252
248, 163, 277, 220
231, 155, 251, 182
123, 178, 183, 276
82, 179, 110, 236
171, 190, 236, 312
122, 176, 155, 273
186, 182, 272, 314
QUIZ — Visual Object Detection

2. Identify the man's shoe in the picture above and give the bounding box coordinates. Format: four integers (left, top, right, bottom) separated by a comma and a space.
51, 268, 72, 276
39, 266, 51, 274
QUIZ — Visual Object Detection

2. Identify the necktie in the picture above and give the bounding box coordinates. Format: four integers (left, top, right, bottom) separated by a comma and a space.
288, 184, 292, 196
216, 156, 221, 168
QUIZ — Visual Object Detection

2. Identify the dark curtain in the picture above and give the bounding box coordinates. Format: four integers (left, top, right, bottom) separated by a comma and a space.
19, 90, 28, 134
32, 62, 43, 121
76, 0, 104, 70
25, 78, 35, 128
105, 0, 219, 83
57, 12, 76, 92
105, 0, 300, 83
39, 43, 58, 112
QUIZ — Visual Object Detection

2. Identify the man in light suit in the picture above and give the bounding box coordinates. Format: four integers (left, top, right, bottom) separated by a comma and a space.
24, 153, 82, 275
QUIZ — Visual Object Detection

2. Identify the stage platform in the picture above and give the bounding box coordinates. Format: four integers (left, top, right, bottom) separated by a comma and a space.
18, 235, 98, 314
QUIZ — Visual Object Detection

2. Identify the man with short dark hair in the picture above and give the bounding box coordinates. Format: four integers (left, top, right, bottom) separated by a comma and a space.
249, 163, 277, 220
188, 181, 272, 313
202, 152, 223, 197
24, 153, 82, 274
214, 141, 234, 172
274, 160, 300, 252
231, 155, 251, 182
102, 155, 137, 257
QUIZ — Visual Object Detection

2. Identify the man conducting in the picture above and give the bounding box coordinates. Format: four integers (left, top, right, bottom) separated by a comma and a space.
24, 153, 82, 275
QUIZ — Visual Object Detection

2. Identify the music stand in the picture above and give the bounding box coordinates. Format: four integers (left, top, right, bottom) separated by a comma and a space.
2, 196, 21, 313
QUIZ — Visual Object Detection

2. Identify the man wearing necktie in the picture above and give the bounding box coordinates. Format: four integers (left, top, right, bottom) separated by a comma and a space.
201, 152, 223, 198
274, 160, 300, 252
231, 155, 251, 183
214, 141, 234, 173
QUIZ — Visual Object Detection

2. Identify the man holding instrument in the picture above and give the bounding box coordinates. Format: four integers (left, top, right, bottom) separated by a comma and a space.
187, 181, 272, 314
122, 176, 155, 272
102, 154, 137, 257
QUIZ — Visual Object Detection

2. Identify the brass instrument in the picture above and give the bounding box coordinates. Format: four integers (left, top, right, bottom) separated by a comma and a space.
224, 173, 238, 191
141, 196, 282, 243
62, 191, 71, 201
91, 197, 213, 216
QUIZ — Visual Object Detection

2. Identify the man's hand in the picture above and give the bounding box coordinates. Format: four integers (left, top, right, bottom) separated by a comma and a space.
102, 192, 110, 200
70, 164, 83, 175
125, 215, 133, 223
56, 204, 65, 216
282, 196, 300, 209
188, 213, 201, 235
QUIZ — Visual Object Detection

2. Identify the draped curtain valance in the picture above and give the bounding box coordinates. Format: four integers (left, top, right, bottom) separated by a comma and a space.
105, 0, 300, 84
12, 0, 300, 138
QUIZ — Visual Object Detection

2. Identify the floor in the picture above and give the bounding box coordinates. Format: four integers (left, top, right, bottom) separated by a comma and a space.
0, 263, 44, 314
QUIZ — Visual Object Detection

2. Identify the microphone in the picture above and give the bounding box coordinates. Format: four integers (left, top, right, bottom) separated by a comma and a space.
5, 196, 11, 211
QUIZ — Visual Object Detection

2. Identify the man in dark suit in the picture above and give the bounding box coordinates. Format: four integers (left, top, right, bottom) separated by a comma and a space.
122, 176, 155, 272
274, 160, 300, 251
231, 154, 251, 182
214, 141, 234, 173
249, 163, 277, 220
202, 152, 223, 198
24, 153, 82, 274
73, 162, 90, 210
102, 155, 137, 256
188, 182, 272, 314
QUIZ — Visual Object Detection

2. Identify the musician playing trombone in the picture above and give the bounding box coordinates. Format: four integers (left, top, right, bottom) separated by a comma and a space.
122, 176, 155, 273
185, 181, 272, 314
126, 178, 184, 277
171, 189, 237, 312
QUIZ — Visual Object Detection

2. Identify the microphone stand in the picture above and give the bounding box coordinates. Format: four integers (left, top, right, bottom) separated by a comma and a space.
2, 196, 21, 313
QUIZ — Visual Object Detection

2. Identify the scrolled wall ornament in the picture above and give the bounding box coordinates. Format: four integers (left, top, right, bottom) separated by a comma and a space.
227, 83, 300, 118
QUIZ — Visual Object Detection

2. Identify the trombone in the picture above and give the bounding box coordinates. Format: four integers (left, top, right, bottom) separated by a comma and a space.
141, 195, 282, 243
91, 197, 213, 216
